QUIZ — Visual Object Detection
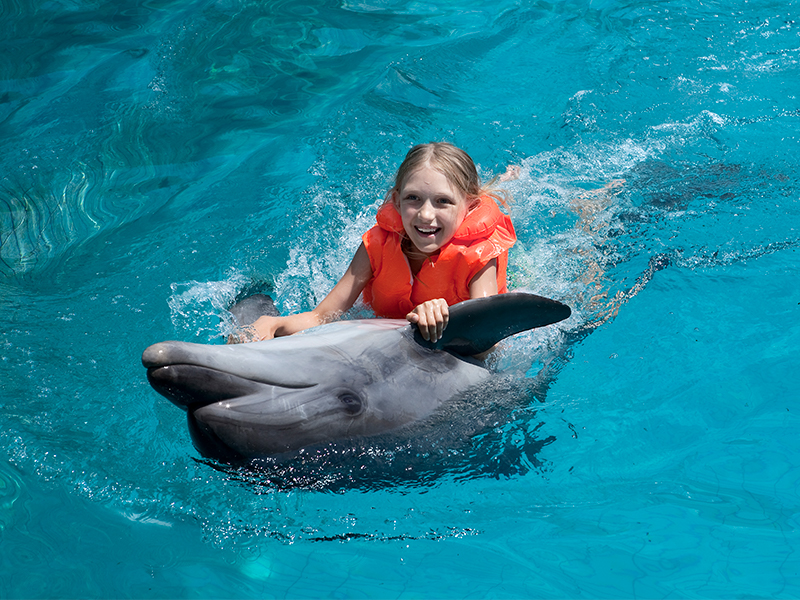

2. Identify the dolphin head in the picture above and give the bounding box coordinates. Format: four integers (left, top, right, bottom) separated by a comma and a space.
143, 320, 486, 459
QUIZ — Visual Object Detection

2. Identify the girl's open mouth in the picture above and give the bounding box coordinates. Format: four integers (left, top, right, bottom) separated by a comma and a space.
415, 226, 441, 236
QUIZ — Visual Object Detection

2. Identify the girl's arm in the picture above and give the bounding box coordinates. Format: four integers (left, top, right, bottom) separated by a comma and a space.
407, 258, 498, 343
467, 259, 499, 298
251, 243, 373, 340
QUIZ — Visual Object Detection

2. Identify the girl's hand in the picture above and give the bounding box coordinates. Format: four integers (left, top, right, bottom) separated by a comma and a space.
253, 315, 282, 340
226, 325, 260, 344
407, 298, 449, 343
228, 315, 280, 344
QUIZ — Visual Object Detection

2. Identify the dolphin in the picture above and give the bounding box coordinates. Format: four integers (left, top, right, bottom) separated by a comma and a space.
142, 293, 571, 463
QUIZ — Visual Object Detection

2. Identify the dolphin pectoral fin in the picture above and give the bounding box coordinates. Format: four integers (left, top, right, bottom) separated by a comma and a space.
229, 294, 279, 326
414, 292, 572, 355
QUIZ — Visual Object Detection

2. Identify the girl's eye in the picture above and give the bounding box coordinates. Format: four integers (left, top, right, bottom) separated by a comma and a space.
437, 197, 454, 205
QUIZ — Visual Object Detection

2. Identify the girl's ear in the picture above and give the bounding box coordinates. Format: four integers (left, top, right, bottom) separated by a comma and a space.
382, 188, 399, 206
466, 195, 482, 212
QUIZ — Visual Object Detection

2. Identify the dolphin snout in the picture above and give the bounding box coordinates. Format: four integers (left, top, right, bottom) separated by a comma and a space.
142, 341, 175, 368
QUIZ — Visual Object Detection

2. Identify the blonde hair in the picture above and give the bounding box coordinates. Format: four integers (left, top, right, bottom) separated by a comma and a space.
388, 142, 509, 209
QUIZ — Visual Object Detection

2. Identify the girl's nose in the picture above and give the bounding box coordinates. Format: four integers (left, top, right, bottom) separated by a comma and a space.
418, 200, 435, 221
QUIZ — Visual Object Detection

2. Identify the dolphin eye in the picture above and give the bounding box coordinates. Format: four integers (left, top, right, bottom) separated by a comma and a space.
338, 392, 363, 416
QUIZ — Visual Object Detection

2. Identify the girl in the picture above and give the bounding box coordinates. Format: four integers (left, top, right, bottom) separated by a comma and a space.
248, 142, 516, 344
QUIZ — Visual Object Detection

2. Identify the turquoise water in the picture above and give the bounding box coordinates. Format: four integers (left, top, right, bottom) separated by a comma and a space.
2, 0, 799, 597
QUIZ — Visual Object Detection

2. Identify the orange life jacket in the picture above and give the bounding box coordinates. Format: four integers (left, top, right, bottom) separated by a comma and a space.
361, 196, 516, 318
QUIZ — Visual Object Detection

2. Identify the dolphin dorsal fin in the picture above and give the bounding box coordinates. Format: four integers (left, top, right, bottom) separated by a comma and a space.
413, 293, 571, 355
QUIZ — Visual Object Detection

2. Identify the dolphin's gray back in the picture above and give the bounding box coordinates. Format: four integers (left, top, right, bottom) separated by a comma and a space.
199, 323, 490, 455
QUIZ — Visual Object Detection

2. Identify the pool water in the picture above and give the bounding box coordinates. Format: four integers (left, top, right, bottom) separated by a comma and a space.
2, 0, 799, 597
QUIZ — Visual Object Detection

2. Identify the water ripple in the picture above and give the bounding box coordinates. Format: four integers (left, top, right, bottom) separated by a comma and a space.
0, 463, 23, 533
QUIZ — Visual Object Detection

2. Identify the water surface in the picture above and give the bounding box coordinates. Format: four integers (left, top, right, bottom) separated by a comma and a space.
1, 0, 798, 597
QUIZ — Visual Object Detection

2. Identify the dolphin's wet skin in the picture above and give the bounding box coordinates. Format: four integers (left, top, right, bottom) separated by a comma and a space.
143, 293, 570, 472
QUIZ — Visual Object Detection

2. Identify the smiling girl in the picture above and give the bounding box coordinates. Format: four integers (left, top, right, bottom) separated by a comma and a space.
249, 142, 516, 344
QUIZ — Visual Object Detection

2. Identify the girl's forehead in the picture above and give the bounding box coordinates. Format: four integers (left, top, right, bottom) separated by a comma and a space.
401, 164, 461, 191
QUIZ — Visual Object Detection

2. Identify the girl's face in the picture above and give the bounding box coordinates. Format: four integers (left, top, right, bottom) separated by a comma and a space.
394, 165, 468, 256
